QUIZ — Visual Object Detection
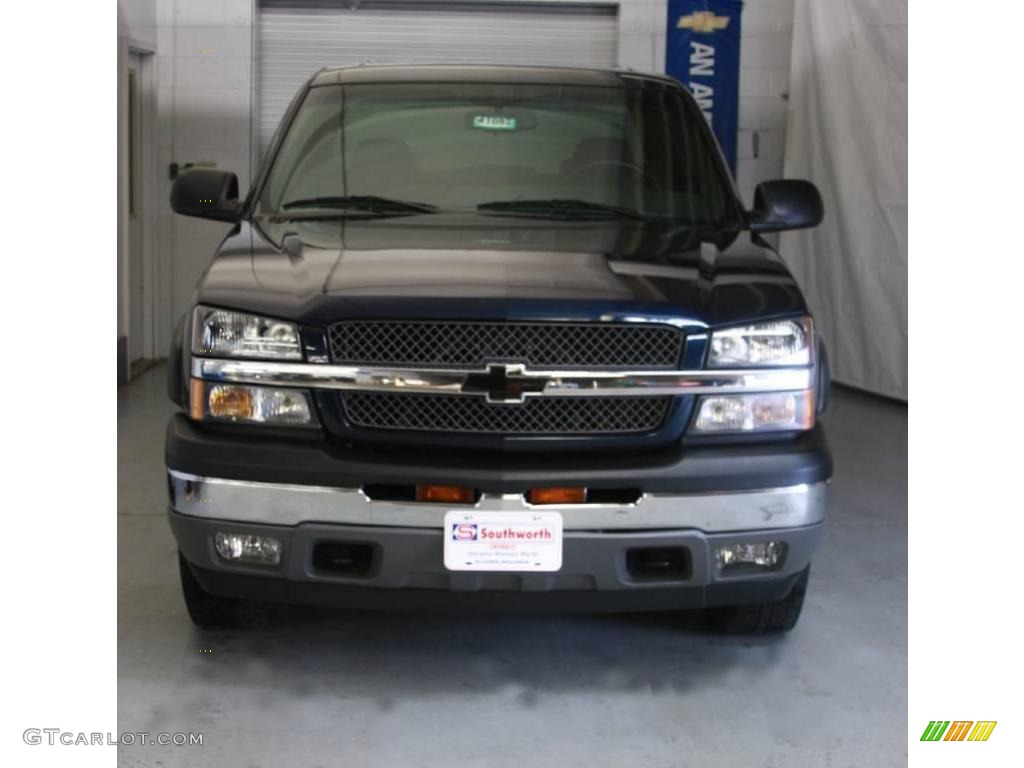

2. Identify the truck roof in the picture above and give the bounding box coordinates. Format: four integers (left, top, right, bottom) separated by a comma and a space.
309, 63, 678, 88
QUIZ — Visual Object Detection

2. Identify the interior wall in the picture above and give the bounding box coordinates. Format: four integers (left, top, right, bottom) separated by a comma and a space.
781, 0, 908, 399
155, 0, 255, 357
734, 0, 796, 206
117, 0, 158, 382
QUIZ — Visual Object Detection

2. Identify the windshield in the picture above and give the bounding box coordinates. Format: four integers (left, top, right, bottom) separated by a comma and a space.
258, 79, 740, 225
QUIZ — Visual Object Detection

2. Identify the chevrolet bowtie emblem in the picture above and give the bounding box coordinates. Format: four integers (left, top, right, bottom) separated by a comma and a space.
460, 364, 549, 403
677, 11, 730, 33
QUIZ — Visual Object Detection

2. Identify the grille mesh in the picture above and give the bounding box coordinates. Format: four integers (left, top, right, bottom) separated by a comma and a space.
328, 321, 682, 369
342, 392, 671, 435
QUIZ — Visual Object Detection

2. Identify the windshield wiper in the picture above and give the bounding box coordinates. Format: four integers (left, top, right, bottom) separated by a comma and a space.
281, 195, 437, 214
477, 198, 648, 220
266, 210, 408, 223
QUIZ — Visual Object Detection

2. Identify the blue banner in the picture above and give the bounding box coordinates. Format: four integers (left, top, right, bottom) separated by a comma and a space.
666, 0, 744, 176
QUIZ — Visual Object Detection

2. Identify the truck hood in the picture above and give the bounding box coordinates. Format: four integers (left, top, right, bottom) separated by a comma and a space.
195, 216, 807, 330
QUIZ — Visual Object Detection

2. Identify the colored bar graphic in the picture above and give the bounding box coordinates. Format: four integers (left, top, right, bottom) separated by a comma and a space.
967, 721, 997, 742
944, 721, 972, 741
921, 720, 996, 742
921, 721, 949, 741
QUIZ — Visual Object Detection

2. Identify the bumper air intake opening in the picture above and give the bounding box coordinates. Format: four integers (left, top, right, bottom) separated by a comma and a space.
625, 546, 691, 582
312, 541, 377, 578
586, 488, 643, 505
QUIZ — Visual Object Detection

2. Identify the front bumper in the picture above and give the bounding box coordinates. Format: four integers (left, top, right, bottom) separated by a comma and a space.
167, 415, 830, 612
174, 514, 820, 613
168, 474, 827, 613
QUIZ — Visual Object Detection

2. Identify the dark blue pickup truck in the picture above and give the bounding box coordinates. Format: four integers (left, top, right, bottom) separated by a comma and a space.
167, 64, 831, 634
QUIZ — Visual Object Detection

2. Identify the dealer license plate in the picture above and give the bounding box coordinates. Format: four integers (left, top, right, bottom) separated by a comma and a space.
443, 510, 563, 572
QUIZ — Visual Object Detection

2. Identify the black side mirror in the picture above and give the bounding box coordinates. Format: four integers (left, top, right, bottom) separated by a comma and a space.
747, 179, 824, 233
170, 169, 242, 222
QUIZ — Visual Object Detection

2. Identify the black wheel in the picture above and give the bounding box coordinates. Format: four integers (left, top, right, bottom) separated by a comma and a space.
178, 551, 250, 629
707, 567, 810, 635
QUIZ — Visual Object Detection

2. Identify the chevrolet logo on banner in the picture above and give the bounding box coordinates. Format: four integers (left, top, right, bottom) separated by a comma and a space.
666, 0, 742, 174
676, 11, 730, 33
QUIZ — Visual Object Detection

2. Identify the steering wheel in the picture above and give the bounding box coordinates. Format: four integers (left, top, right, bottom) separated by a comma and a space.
565, 160, 662, 191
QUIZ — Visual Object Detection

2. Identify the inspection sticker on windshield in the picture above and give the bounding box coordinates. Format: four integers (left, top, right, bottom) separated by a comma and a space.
444, 511, 562, 572
471, 115, 518, 131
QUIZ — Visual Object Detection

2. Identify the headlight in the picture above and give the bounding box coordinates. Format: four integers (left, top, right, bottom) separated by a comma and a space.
192, 306, 302, 360
707, 318, 811, 367
190, 380, 317, 426
690, 391, 814, 434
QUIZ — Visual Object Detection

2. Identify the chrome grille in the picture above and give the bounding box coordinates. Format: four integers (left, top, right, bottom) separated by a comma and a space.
327, 320, 683, 369
341, 392, 671, 435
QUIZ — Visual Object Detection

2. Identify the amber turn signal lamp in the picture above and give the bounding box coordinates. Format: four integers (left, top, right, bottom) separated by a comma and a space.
415, 485, 475, 504
528, 487, 587, 505
189, 378, 206, 420
191, 379, 257, 421
209, 385, 256, 419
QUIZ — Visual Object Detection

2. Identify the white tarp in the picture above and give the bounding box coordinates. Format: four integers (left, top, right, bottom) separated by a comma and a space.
781, 0, 907, 400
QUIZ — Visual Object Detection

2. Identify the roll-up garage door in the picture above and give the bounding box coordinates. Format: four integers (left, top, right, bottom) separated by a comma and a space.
257, 0, 619, 157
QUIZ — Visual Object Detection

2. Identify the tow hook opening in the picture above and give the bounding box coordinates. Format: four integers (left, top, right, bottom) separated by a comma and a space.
625, 547, 691, 581
312, 541, 377, 577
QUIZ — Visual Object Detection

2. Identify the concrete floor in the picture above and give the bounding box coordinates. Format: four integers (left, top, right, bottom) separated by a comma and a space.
118, 364, 907, 768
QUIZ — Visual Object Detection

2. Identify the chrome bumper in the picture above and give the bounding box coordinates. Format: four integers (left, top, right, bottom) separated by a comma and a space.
168, 470, 827, 533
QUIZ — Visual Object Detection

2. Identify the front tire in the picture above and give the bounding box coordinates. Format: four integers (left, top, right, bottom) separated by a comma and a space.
707, 566, 810, 635
178, 551, 250, 629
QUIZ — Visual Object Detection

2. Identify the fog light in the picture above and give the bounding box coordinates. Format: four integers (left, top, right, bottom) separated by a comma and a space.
214, 532, 282, 566
715, 541, 787, 573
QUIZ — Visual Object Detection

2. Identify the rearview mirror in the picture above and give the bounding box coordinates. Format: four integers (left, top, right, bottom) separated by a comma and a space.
170, 169, 242, 222
747, 179, 823, 233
